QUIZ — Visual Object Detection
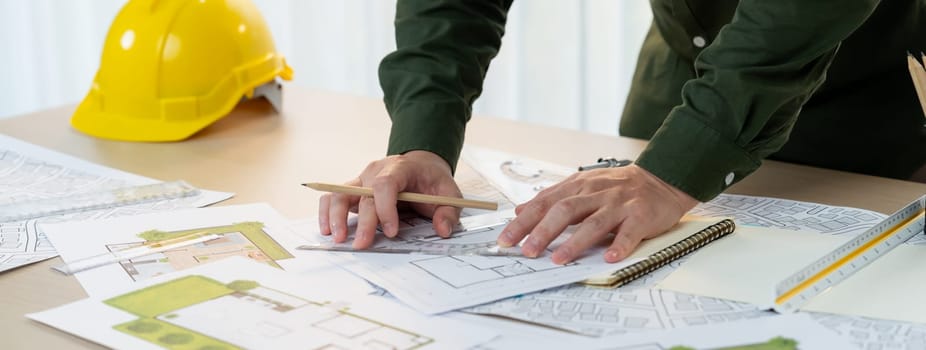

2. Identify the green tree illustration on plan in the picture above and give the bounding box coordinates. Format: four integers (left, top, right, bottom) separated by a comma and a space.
105, 275, 433, 349
669, 337, 799, 350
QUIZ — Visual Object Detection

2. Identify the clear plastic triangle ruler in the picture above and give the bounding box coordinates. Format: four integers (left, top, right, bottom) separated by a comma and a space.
299, 213, 523, 257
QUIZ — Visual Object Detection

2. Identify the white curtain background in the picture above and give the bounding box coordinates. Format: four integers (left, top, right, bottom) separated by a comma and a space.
0, 0, 651, 136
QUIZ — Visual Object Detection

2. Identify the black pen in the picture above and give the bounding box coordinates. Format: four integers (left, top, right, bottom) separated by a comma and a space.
577, 157, 633, 171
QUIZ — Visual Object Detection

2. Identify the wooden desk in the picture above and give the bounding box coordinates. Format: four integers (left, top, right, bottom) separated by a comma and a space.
1, 87, 923, 349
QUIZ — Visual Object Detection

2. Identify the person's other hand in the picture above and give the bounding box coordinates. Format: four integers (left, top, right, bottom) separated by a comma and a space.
318, 150, 462, 249
496, 164, 698, 264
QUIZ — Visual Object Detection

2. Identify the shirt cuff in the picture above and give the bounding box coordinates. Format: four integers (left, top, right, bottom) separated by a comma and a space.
634, 110, 762, 202
387, 100, 469, 173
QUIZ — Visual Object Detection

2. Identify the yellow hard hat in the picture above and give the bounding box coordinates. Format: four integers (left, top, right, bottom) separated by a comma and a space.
72, 0, 294, 141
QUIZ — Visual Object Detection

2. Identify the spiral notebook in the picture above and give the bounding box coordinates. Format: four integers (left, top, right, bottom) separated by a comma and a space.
581, 218, 736, 287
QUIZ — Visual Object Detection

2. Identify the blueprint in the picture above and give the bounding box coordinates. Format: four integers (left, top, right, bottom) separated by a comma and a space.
813, 313, 926, 350
466, 314, 855, 350
310, 209, 641, 314
465, 259, 772, 337
689, 194, 887, 236
28, 258, 497, 350
0, 134, 231, 273
587, 313, 857, 350
44, 203, 372, 298
326, 247, 638, 315
465, 236, 778, 337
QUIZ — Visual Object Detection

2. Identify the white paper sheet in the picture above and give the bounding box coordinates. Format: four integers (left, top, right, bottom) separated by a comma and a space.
691, 193, 888, 236
592, 313, 858, 350
454, 164, 518, 214
43, 203, 371, 297
656, 225, 848, 308
298, 210, 643, 314
448, 312, 595, 350
812, 313, 926, 349
466, 267, 772, 337
0, 134, 232, 273
28, 257, 497, 350
461, 145, 575, 204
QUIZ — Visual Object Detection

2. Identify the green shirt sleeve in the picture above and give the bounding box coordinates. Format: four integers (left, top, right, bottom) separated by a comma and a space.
635, 0, 880, 202
379, 0, 513, 172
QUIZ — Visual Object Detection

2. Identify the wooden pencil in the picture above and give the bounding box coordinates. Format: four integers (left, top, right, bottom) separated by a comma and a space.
302, 182, 498, 211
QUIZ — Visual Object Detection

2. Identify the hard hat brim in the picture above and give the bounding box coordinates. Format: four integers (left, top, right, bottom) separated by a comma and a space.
70, 97, 224, 142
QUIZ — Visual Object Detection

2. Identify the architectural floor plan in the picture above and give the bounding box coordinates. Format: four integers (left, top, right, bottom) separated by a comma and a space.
466, 256, 771, 337
812, 313, 926, 350
689, 194, 886, 236
410, 254, 565, 289
590, 314, 856, 350
28, 258, 497, 349
107, 275, 432, 350
327, 230, 638, 314
107, 221, 293, 282
43, 204, 309, 297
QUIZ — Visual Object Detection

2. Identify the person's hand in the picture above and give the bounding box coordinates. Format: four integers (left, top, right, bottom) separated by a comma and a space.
496, 164, 698, 264
318, 150, 462, 249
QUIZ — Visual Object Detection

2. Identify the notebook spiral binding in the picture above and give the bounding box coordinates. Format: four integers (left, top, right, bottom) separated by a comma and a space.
599, 218, 736, 288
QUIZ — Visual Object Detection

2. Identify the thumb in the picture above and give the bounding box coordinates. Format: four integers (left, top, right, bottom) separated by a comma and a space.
431, 205, 461, 238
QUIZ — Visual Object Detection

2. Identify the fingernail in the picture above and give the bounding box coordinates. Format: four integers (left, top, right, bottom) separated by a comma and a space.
443, 219, 453, 236
383, 222, 395, 237
552, 247, 571, 265
497, 230, 513, 247
440, 219, 453, 237
352, 231, 366, 248
522, 238, 538, 258
605, 249, 621, 262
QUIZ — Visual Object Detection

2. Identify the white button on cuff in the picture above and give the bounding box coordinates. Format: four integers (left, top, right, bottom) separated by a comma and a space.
724, 172, 735, 186
693, 36, 707, 48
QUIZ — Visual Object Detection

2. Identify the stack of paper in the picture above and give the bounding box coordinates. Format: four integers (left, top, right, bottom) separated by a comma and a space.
24, 143, 916, 349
